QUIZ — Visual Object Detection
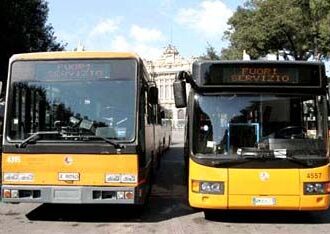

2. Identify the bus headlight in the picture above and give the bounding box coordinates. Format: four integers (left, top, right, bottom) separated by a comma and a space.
304, 182, 330, 195
192, 180, 224, 194
3, 173, 34, 182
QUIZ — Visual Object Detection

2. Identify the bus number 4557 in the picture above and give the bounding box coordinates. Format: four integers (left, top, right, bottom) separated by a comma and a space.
307, 173, 322, 179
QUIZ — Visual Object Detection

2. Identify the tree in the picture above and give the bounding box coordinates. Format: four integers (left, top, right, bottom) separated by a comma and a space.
200, 43, 221, 60
220, 45, 242, 60
222, 0, 330, 60
0, 0, 65, 92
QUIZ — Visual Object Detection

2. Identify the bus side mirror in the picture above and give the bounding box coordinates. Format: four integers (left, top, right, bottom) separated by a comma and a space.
149, 86, 158, 105
0, 81, 2, 94
173, 80, 187, 108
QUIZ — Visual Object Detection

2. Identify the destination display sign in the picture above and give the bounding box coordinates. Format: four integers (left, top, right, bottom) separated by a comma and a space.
11, 59, 136, 83
36, 62, 111, 81
224, 67, 297, 84
200, 63, 322, 87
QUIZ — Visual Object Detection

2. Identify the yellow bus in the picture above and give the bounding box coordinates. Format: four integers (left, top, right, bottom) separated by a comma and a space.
1, 51, 163, 205
173, 61, 330, 215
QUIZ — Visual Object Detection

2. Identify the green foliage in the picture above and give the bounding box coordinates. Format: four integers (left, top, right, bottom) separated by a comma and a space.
200, 43, 220, 60
220, 46, 243, 60
223, 0, 330, 60
0, 0, 65, 91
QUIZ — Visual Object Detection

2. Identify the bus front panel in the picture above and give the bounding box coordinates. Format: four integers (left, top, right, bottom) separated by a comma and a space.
1, 153, 148, 204
189, 159, 330, 210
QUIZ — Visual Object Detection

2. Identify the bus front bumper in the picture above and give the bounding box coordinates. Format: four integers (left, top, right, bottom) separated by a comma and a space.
1, 185, 144, 204
189, 193, 330, 211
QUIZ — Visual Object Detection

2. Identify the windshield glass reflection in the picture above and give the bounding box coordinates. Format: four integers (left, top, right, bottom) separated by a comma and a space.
8, 60, 136, 141
193, 94, 327, 157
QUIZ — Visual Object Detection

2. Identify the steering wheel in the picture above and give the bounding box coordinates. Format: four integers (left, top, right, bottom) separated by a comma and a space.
275, 126, 307, 139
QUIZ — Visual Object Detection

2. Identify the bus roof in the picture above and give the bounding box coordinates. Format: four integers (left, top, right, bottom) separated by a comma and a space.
194, 60, 325, 66
10, 51, 140, 62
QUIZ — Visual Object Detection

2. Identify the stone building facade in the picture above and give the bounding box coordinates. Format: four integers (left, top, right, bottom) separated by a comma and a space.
146, 45, 196, 128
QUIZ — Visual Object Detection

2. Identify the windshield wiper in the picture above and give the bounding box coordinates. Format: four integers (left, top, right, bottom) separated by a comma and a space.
70, 135, 124, 149
239, 149, 274, 159
17, 131, 124, 150
16, 131, 61, 148
239, 148, 324, 167
82, 135, 124, 149
284, 154, 326, 167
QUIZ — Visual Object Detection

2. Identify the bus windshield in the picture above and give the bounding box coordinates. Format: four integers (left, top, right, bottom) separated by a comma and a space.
7, 59, 137, 142
193, 94, 328, 157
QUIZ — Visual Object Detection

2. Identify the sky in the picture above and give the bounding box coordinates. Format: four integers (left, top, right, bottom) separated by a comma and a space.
47, 0, 246, 60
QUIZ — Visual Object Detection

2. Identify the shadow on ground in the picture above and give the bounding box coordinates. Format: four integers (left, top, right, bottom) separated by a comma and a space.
202, 208, 330, 224
26, 145, 195, 222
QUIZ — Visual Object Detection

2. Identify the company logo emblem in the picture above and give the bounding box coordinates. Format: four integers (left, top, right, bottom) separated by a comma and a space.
64, 156, 73, 165
259, 171, 270, 181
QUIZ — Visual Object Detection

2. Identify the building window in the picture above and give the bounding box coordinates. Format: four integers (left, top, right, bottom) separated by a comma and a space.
159, 85, 163, 100
177, 109, 184, 119
170, 84, 173, 99
165, 85, 169, 99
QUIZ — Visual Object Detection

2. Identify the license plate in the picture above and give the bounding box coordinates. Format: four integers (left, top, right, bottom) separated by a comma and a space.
252, 197, 276, 206
58, 172, 80, 181
54, 189, 81, 200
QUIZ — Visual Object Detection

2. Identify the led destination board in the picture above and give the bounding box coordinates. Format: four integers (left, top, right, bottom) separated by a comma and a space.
36, 62, 111, 80
199, 62, 322, 87
227, 67, 297, 83
11, 59, 136, 82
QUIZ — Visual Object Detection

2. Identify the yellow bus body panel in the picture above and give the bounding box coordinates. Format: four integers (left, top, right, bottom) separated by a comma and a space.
2, 153, 138, 187
189, 158, 330, 210
228, 168, 300, 195
189, 158, 228, 209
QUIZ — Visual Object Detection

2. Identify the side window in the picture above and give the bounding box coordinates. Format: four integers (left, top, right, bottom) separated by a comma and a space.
146, 90, 153, 124
138, 88, 146, 152
139, 88, 146, 126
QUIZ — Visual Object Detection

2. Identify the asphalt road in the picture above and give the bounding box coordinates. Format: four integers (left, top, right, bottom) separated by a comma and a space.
1, 130, 330, 234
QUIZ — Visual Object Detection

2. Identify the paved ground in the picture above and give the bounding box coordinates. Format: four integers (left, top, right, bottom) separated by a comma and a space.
1, 130, 330, 233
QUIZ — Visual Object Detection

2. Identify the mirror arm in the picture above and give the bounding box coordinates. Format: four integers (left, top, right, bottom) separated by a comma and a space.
176, 71, 190, 82
176, 71, 197, 89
